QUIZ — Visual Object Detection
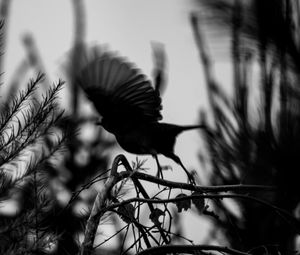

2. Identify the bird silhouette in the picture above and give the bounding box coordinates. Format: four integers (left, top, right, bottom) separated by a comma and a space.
76, 46, 203, 184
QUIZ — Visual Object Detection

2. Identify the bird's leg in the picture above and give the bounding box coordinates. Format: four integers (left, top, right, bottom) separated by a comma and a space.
153, 154, 164, 180
166, 153, 196, 185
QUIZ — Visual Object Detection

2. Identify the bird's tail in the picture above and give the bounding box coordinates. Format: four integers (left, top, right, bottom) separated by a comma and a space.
159, 123, 206, 137
157, 123, 206, 154
177, 124, 212, 138
179, 124, 205, 132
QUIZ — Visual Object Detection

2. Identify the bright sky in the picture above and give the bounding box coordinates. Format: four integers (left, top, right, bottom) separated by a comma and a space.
2, 0, 233, 243
3, 0, 217, 179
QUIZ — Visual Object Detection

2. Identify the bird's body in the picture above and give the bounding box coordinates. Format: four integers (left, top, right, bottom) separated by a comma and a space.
76, 46, 202, 183
115, 123, 201, 156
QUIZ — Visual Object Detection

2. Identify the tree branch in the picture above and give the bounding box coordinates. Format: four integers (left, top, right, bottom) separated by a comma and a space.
79, 155, 121, 255
136, 244, 250, 255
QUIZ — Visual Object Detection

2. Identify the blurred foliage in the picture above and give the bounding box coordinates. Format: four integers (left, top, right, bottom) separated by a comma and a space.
0, 1, 115, 254
194, 0, 300, 253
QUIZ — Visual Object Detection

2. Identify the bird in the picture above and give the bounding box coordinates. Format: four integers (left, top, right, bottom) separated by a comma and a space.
75, 46, 204, 184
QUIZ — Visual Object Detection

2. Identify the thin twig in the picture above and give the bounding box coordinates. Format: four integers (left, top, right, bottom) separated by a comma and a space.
118, 170, 276, 193
136, 244, 251, 255
79, 155, 121, 255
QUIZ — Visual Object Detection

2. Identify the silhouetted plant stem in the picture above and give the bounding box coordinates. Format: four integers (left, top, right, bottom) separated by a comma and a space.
22, 34, 52, 90
118, 170, 276, 193
33, 170, 42, 251
5, 58, 30, 101
190, 13, 218, 125
71, 0, 86, 117
136, 244, 250, 255
80, 163, 118, 254
232, 0, 242, 100
104, 193, 300, 234
80, 155, 151, 255
195, 1, 300, 252
119, 155, 169, 244
0, 0, 10, 82
79, 154, 282, 254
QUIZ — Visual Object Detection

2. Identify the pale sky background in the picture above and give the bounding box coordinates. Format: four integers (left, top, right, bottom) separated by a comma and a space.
2, 0, 233, 244
4, 0, 232, 180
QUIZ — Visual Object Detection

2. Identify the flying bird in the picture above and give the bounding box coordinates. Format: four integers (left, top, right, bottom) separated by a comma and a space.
76, 46, 203, 184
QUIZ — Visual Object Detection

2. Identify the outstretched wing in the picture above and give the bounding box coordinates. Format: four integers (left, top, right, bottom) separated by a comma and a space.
76, 48, 163, 133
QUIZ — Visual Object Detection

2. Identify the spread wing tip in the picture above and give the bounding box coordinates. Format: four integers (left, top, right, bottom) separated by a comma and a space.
75, 44, 163, 123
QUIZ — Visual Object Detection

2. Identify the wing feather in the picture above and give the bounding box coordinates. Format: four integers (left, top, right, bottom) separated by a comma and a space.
76, 47, 163, 131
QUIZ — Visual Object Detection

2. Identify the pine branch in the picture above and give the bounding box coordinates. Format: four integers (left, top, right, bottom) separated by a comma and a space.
0, 73, 43, 136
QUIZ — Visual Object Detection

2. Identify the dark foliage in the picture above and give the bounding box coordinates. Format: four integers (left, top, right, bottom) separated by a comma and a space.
195, 0, 300, 253
0, 2, 113, 253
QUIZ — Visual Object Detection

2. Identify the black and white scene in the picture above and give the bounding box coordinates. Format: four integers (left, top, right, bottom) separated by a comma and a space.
0, 1, 299, 254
